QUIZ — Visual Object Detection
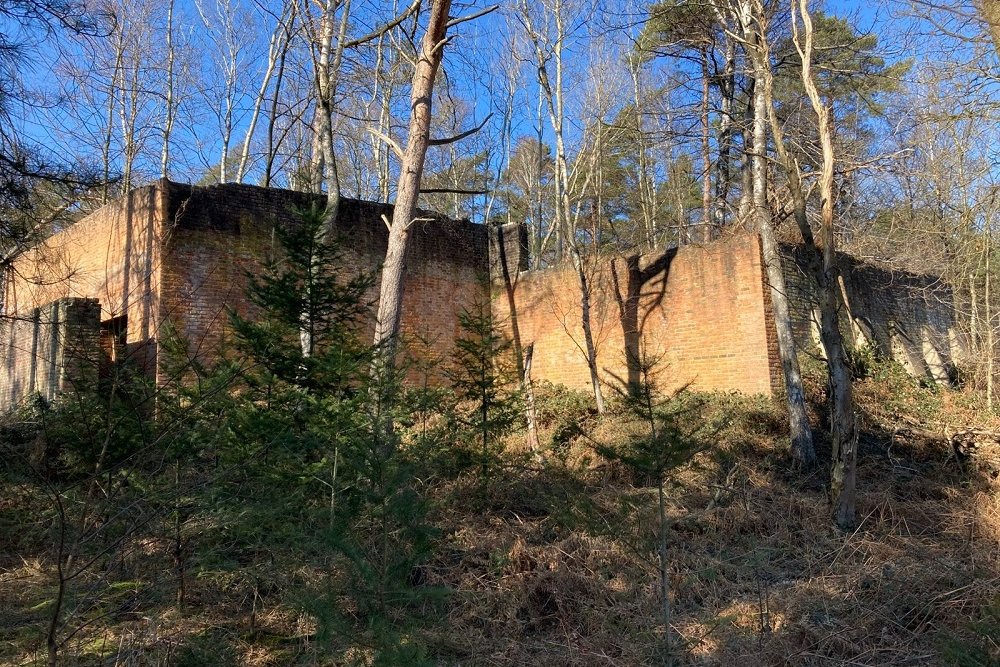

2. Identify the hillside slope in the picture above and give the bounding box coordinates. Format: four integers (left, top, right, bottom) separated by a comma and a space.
2, 359, 999, 666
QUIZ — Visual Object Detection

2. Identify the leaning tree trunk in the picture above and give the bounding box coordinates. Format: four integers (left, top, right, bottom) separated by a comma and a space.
749, 62, 816, 468
372, 0, 452, 375
793, 0, 856, 528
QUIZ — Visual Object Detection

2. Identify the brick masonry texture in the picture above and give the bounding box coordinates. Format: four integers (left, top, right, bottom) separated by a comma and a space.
0, 179, 964, 409
494, 234, 780, 396
155, 180, 488, 387
2, 180, 488, 405
0, 298, 101, 406
777, 244, 962, 383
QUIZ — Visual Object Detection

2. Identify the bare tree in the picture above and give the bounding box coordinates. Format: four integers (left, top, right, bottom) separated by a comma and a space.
371, 0, 454, 383
235, 1, 298, 184
791, 0, 856, 527
730, 0, 816, 468
160, 0, 176, 179
194, 0, 255, 184
517, 0, 606, 413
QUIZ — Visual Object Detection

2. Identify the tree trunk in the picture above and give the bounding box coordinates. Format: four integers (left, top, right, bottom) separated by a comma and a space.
263, 21, 290, 188
372, 0, 452, 362
523, 343, 541, 456
714, 38, 736, 231
657, 479, 672, 664
236, 13, 288, 183
301, 0, 349, 357
699, 49, 712, 243
572, 245, 606, 414
160, 0, 175, 180
793, 0, 856, 528
520, 0, 605, 413
987, 238, 995, 410
629, 54, 657, 250
979, 0, 1000, 56
738, 80, 754, 223
750, 63, 816, 468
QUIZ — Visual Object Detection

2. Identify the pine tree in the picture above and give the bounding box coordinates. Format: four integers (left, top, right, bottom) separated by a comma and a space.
446, 300, 522, 493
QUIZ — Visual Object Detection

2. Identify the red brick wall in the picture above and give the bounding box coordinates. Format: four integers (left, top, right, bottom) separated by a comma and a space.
5, 185, 164, 349
4, 185, 165, 384
3, 179, 799, 407
0, 298, 101, 407
2, 180, 489, 402
156, 181, 489, 384
495, 234, 778, 396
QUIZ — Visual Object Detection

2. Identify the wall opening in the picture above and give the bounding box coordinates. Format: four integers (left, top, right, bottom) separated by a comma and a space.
99, 314, 128, 388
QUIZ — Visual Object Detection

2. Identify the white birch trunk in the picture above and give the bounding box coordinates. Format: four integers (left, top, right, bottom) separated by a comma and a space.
372, 0, 453, 359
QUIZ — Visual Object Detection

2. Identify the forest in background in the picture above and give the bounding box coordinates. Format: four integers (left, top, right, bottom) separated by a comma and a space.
3, 0, 1000, 664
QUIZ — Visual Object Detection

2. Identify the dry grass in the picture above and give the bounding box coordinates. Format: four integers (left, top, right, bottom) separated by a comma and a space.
418, 375, 1000, 666
2, 368, 999, 665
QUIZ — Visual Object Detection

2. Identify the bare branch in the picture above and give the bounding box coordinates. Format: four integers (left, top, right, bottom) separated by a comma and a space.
428, 113, 492, 146
419, 187, 488, 195
445, 4, 498, 29
366, 127, 404, 159
343, 0, 421, 48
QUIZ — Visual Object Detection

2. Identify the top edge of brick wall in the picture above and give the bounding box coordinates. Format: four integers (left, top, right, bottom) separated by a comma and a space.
160, 179, 489, 268
13, 183, 160, 256
776, 241, 949, 293
509, 233, 756, 281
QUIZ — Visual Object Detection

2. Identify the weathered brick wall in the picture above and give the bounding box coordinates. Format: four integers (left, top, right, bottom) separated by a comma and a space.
778, 244, 961, 381
4, 184, 166, 377
4, 176, 964, 411
1, 180, 489, 406
156, 181, 489, 383
495, 234, 779, 396
0, 298, 101, 407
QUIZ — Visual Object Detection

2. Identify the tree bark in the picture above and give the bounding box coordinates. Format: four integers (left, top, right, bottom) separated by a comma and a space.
523, 343, 541, 456
792, 0, 856, 528
519, 0, 606, 413
160, 0, 176, 180
979, 0, 1000, 56
372, 0, 452, 362
714, 36, 736, 230
699, 49, 712, 243
738, 79, 754, 223
749, 51, 816, 468
572, 245, 606, 414
236, 8, 291, 183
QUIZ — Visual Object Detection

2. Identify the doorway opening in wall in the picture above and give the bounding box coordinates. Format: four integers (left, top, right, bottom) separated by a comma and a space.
99, 315, 127, 392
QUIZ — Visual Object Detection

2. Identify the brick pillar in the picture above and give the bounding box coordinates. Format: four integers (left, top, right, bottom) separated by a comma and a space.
490, 222, 529, 283
56, 298, 102, 395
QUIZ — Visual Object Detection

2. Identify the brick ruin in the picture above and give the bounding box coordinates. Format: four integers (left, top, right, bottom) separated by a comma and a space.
1, 179, 487, 407
492, 230, 961, 396
0, 179, 963, 409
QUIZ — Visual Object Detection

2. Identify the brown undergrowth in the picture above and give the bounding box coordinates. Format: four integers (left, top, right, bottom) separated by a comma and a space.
419, 365, 1000, 665
2, 362, 999, 665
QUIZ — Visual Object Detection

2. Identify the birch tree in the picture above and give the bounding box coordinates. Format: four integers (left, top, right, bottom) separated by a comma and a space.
160, 0, 176, 179
517, 0, 606, 413
730, 0, 816, 468
234, 1, 298, 184
792, 0, 856, 527
194, 0, 255, 184
734, 0, 856, 524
